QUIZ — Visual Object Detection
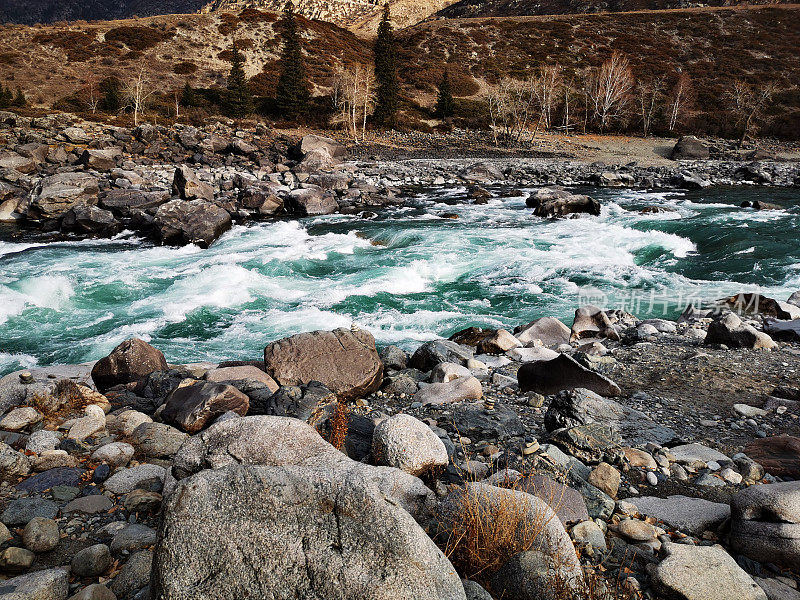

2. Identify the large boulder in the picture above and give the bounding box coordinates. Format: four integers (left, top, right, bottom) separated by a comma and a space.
172, 165, 214, 201
705, 313, 777, 350
298, 134, 346, 160
717, 293, 800, 320
287, 186, 338, 216
730, 481, 800, 570
154, 199, 232, 248
61, 204, 121, 236
80, 148, 120, 171
99, 189, 169, 216
171, 416, 435, 522
91, 338, 168, 392
491, 550, 587, 600
372, 414, 448, 476
743, 435, 800, 478
570, 305, 635, 341
514, 475, 590, 526
514, 317, 571, 348
517, 354, 622, 397
544, 388, 675, 446
671, 135, 710, 160
648, 543, 766, 600
28, 172, 100, 220
526, 188, 600, 218
238, 184, 284, 216
161, 382, 250, 434
0, 567, 69, 600
263, 328, 383, 402
152, 464, 466, 600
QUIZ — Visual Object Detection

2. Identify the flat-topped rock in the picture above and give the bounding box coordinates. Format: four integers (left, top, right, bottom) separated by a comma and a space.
632, 495, 730, 535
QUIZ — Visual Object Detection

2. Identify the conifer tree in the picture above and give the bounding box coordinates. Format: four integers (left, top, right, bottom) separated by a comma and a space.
373, 3, 399, 127
0, 85, 10, 109
12, 87, 26, 107
275, 0, 309, 119
99, 77, 122, 112
224, 41, 253, 118
435, 70, 455, 118
181, 81, 197, 107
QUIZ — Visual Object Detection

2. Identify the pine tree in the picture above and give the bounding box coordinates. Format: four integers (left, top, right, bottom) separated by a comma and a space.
99, 77, 122, 112
223, 41, 253, 118
275, 0, 309, 119
0, 85, 9, 109
373, 3, 399, 127
435, 70, 455, 118
181, 81, 197, 107
12, 87, 26, 107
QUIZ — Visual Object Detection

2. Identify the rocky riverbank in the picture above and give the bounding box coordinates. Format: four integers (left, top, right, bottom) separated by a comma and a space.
0, 291, 799, 599
1, 110, 799, 248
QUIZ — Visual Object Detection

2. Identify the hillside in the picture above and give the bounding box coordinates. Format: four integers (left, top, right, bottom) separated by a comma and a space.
0, 5, 798, 138
436, 0, 793, 19
0, 0, 208, 25
0, 10, 371, 108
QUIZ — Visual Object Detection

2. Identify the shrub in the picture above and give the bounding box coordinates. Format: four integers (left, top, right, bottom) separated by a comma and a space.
173, 61, 197, 75
326, 402, 349, 451
105, 26, 174, 52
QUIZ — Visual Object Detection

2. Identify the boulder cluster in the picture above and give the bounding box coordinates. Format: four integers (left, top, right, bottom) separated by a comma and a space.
0, 291, 799, 599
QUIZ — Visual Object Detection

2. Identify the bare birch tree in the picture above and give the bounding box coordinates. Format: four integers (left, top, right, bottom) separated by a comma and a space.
725, 80, 779, 147
667, 71, 694, 132
532, 64, 562, 130
637, 76, 664, 137
588, 52, 635, 133
485, 78, 538, 146
332, 64, 375, 143
123, 63, 155, 126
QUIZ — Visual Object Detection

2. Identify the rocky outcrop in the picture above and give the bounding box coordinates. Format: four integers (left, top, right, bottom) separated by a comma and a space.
287, 186, 338, 216
27, 172, 100, 221
61, 204, 121, 236
90, 338, 168, 392
152, 465, 466, 600
514, 317, 571, 347
263, 328, 383, 401
172, 165, 214, 201
153, 198, 232, 248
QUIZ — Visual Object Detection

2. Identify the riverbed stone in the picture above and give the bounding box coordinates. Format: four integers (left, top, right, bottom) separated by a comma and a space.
154, 198, 232, 248
109, 550, 152, 598
410, 340, 474, 371
22, 517, 59, 553
103, 463, 165, 495
72, 544, 112, 577
372, 413, 448, 476
648, 542, 767, 600
152, 464, 466, 600
161, 382, 249, 434
415, 376, 483, 406
0, 406, 42, 431
263, 328, 383, 402
632, 495, 730, 535
705, 312, 776, 350
1, 497, 58, 526
744, 435, 800, 478
91, 338, 167, 392
518, 354, 621, 397
514, 317, 571, 347
91, 442, 135, 467
0, 567, 69, 600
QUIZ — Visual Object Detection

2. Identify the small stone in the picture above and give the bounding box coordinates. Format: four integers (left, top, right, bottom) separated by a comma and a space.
110, 524, 157, 556
0, 407, 42, 431
720, 467, 743, 485
67, 405, 106, 441
25, 430, 61, 455
22, 517, 59, 553
63, 494, 113, 515
617, 518, 657, 542
103, 464, 165, 495
0, 546, 35, 572
69, 583, 117, 600
647, 471, 659, 486
588, 462, 621, 498
91, 442, 134, 468
1, 497, 58, 526
72, 544, 112, 577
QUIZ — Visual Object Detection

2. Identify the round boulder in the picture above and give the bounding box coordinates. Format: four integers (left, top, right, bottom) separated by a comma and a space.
372, 414, 448, 476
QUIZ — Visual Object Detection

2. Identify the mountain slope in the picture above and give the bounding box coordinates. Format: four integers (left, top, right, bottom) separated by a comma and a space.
0, 0, 208, 25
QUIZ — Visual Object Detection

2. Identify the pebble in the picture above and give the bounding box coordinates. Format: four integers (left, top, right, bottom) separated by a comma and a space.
646, 471, 658, 486
22, 517, 60, 553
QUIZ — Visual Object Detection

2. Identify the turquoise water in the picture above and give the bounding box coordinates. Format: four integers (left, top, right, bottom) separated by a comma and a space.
1, 186, 799, 375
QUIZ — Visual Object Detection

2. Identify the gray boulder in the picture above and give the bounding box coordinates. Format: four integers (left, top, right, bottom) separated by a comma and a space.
152, 465, 466, 600
91, 338, 167, 392
648, 542, 766, 600
28, 172, 100, 220
0, 567, 69, 600
514, 317, 571, 347
154, 199, 232, 248
171, 416, 435, 522
99, 189, 169, 216
705, 313, 776, 350
671, 135, 710, 160
730, 481, 800, 570
491, 549, 587, 600
298, 134, 346, 159
410, 340, 474, 371
61, 204, 121, 236
372, 414, 448, 476
632, 495, 730, 535
172, 165, 214, 201
543, 388, 675, 446
287, 186, 338, 216
527, 188, 600, 218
